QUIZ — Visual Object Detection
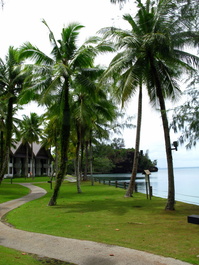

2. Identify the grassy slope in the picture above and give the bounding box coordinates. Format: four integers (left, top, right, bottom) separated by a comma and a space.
0, 183, 30, 203
0, 245, 75, 265
0, 182, 74, 265
3, 181, 199, 265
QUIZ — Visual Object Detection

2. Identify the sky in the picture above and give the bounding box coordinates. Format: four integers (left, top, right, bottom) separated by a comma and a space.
0, 0, 198, 168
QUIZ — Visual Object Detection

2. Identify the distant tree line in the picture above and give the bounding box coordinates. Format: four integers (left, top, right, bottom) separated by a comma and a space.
67, 138, 157, 175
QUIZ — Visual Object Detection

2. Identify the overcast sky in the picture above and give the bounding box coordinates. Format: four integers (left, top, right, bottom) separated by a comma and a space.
0, 0, 198, 168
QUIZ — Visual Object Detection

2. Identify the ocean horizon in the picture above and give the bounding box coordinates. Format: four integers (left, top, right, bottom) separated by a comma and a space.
93, 167, 199, 206
137, 167, 199, 206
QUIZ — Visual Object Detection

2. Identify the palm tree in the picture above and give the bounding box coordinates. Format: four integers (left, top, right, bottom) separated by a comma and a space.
71, 68, 118, 192
18, 113, 43, 178
101, 0, 199, 210
0, 47, 29, 183
20, 20, 104, 205
42, 111, 61, 178
99, 14, 146, 197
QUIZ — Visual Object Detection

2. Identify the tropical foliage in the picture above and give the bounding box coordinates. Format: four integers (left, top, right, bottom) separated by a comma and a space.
18, 20, 118, 204
0, 0, 198, 212
99, 0, 199, 210
17, 112, 43, 178
92, 140, 156, 174
171, 77, 199, 149
0, 47, 30, 183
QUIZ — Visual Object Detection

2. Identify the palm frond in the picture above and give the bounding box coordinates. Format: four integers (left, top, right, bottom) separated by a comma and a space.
20, 42, 53, 65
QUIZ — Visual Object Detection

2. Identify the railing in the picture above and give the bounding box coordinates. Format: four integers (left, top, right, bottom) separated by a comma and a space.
90, 176, 134, 190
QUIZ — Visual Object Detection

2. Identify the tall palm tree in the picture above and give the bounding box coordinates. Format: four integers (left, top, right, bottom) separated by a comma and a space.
99, 14, 146, 197
0, 47, 29, 183
101, 0, 199, 210
20, 20, 104, 205
71, 68, 118, 192
42, 110, 61, 177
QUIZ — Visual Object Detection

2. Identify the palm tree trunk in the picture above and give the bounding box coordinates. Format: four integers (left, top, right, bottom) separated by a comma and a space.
80, 141, 84, 180
89, 133, 94, 185
54, 136, 59, 178
75, 124, 82, 193
0, 131, 4, 171
31, 143, 34, 179
0, 98, 14, 183
83, 140, 89, 181
158, 94, 175, 210
76, 140, 82, 193
25, 143, 28, 179
48, 79, 70, 206
149, 55, 175, 210
125, 82, 142, 197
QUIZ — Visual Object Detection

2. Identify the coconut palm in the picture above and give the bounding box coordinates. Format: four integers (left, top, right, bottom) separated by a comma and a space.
99, 13, 147, 198
71, 69, 118, 192
0, 47, 29, 183
18, 112, 43, 178
20, 20, 106, 205
101, 0, 199, 210
42, 110, 61, 177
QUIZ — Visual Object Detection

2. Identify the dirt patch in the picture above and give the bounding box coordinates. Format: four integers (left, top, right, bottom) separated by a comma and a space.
30, 253, 77, 265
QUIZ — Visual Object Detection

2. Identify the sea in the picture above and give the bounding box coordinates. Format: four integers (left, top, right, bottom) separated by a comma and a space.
93, 167, 199, 206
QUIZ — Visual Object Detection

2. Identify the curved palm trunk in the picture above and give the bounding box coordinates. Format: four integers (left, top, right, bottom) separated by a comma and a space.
0, 97, 14, 184
158, 94, 175, 210
48, 79, 70, 206
149, 56, 175, 210
125, 82, 142, 197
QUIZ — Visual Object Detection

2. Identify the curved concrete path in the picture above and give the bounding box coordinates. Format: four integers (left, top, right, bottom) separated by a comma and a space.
0, 183, 192, 265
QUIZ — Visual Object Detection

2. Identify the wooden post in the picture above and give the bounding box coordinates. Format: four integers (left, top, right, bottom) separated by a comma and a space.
91, 177, 94, 186
124, 182, 127, 189
149, 186, 153, 199
143, 170, 151, 200
135, 183, 137, 192
145, 176, 148, 199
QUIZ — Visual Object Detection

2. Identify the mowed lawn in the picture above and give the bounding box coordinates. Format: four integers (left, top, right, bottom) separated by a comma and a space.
1, 180, 199, 265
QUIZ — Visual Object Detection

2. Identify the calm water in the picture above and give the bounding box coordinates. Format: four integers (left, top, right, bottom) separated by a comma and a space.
93, 167, 199, 205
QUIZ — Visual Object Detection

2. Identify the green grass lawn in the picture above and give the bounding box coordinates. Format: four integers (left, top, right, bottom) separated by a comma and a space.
0, 182, 75, 265
0, 183, 30, 203
1, 180, 199, 264
0, 245, 75, 265
3, 176, 52, 184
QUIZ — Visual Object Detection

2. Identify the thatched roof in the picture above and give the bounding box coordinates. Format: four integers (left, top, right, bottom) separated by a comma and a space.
10, 142, 53, 160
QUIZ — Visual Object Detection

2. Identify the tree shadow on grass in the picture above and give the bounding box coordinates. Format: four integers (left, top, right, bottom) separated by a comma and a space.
44, 182, 168, 217
51, 192, 152, 217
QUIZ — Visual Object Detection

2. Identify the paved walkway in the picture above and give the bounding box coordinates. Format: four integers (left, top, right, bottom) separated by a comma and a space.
0, 183, 193, 265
